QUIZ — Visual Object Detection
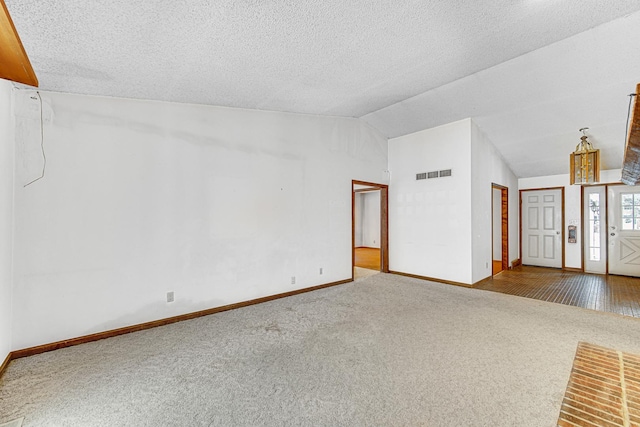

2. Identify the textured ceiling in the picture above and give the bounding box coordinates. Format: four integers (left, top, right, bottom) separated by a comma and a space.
5, 0, 640, 177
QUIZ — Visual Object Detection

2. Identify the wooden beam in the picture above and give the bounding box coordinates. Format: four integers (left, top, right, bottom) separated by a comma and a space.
621, 83, 640, 185
0, 0, 38, 87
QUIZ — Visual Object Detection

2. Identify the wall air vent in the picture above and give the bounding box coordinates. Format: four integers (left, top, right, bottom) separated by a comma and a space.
417, 170, 452, 181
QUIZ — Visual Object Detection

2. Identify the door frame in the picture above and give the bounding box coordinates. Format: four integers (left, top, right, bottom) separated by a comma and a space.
580, 183, 626, 274
519, 187, 565, 269
492, 184, 509, 274
352, 180, 389, 280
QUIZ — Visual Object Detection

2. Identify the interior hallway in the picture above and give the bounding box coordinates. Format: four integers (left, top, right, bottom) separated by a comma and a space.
476, 266, 640, 318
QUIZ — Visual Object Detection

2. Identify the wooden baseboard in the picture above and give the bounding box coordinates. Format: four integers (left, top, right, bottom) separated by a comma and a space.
563, 267, 583, 273
390, 271, 474, 288
511, 258, 522, 269
7, 278, 352, 366
0, 351, 11, 378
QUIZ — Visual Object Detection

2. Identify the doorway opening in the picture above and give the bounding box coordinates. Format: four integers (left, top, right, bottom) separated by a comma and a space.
352, 180, 389, 280
492, 184, 508, 275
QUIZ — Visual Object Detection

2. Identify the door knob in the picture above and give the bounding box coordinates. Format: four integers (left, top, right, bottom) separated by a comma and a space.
556, 231, 560, 235
611, 233, 616, 236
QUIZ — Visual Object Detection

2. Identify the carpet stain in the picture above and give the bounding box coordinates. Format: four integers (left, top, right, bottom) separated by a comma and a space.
558, 342, 640, 426
264, 323, 281, 333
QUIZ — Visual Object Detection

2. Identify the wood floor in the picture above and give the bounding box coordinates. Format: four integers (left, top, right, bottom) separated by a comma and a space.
476, 266, 640, 319
558, 342, 640, 426
492, 260, 503, 275
354, 247, 380, 271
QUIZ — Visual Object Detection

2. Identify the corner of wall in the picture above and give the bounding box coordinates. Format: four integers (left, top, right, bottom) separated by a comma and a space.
469, 120, 519, 283
0, 79, 16, 361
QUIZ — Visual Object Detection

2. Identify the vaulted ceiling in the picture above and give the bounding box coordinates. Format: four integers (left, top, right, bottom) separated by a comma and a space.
6, 1, 640, 178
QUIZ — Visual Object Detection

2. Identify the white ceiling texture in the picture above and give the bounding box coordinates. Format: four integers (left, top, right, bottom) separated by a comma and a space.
6, 0, 640, 178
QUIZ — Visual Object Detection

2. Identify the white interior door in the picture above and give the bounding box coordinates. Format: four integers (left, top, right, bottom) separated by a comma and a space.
583, 186, 606, 274
608, 185, 640, 277
522, 189, 563, 268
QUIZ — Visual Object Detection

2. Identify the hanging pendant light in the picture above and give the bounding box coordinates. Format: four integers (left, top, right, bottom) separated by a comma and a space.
570, 127, 600, 185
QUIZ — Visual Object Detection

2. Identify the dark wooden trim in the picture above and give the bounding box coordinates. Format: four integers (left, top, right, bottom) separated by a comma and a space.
355, 246, 380, 249
511, 258, 522, 269
517, 189, 523, 265
380, 186, 389, 273
604, 186, 607, 274
8, 278, 352, 362
520, 186, 565, 193
352, 180, 389, 189
0, 0, 39, 87
621, 83, 640, 185
561, 186, 566, 270
580, 184, 585, 272
563, 267, 583, 273
491, 186, 496, 271
492, 184, 509, 274
352, 180, 389, 275
351, 187, 356, 281
502, 188, 509, 271
0, 351, 11, 378
390, 271, 474, 288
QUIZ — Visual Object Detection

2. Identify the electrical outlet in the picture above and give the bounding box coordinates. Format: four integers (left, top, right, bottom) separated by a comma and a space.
291, 276, 296, 285
319, 267, 323, 275
166, 291, 174, 303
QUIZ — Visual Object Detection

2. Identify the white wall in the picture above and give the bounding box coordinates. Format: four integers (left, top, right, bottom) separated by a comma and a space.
389, 119, 473, 284
11, 90, 388, 350
0, 79, 14, 363
361, 191, 381, 248
519, 169, 621, 269
388, 118, 519, 285
470, 121, 519, 283
354, 192, 364, 247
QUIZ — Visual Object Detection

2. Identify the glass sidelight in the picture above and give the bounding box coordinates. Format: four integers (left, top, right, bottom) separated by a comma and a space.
583, 186, 606, 274
587, 193, 601, 262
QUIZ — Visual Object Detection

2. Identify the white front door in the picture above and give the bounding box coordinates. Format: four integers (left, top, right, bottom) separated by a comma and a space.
522, 189, 563, 268
608, 185, 640, 277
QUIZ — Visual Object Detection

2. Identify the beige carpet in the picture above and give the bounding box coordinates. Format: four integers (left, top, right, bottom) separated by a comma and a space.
354, 266, 380, 280
2, 273, 640, 426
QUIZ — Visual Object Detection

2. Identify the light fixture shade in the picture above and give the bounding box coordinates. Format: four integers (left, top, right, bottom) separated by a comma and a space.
570, 129, 600, 185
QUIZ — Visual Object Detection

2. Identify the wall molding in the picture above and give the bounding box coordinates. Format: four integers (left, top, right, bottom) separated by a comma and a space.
0, 352, 10, 377
390, 270, 475, 288
0, 278, 352, 378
